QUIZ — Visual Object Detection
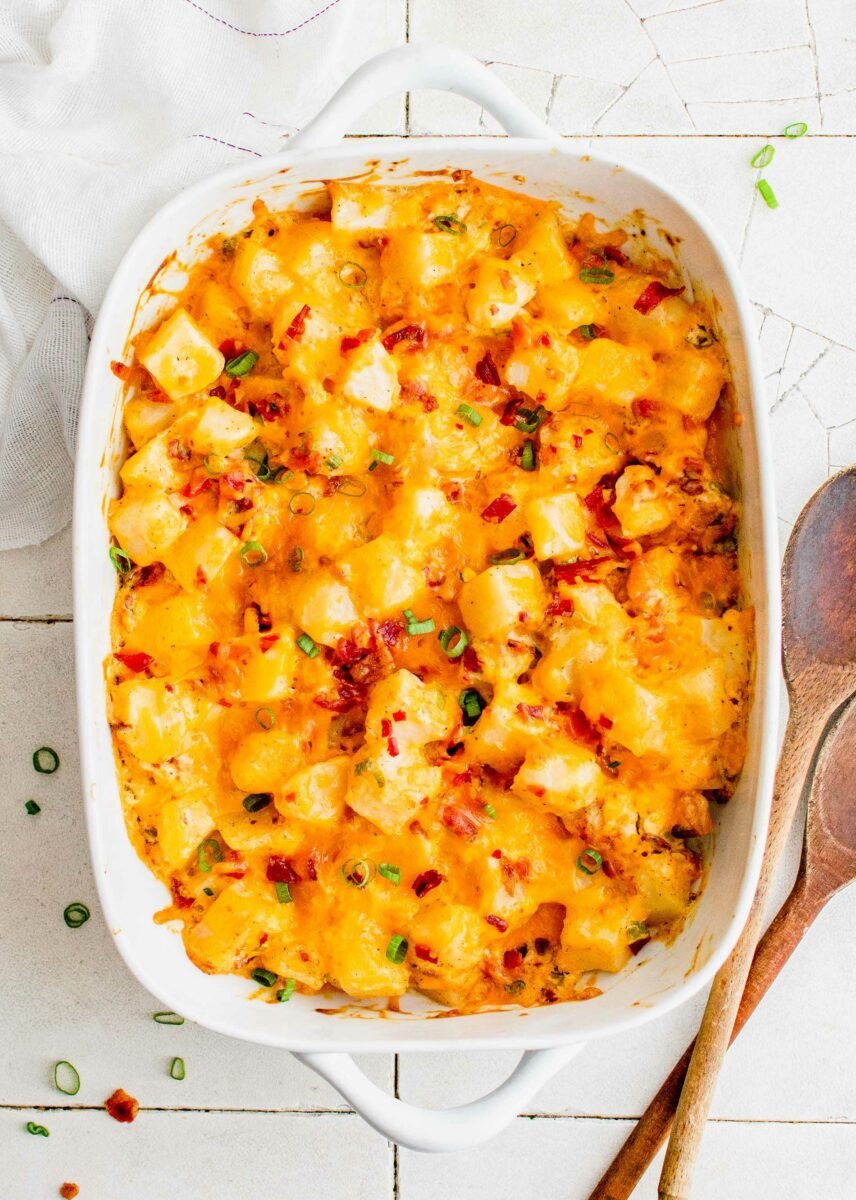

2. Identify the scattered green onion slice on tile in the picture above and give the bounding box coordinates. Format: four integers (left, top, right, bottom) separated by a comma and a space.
577, 848, 603, 875
433, 214, 466, 235
520, 440, 537, 471
255, 706, 275, 730
251, 969, 277, 988
63, 903, 90, 929
109, 546, 133, 574
224, 350, 259, 377
489, 547, 525, 565
197, 837, 223, 873
354, 760, 385, 789
495, 223, 517, 247
757, 179, 779, 209
153, 1011, 185, 1025
239, 540, 267, 567
483, 803, 497, 820
783, 121, 807, 138
169, 1057, 186, 1081
289, 490, 316, 515
243, 792, 273, 813
53, 1061, 80, 1096
342, 857, 376, 888
277, 979, 297, 1003
378, 863, 401, 886
288, 546, 304, 573
296, 632, 319, 658
274, 882, 293, 904
25, 1121, 50, 1137
32, 747, 59, 774
439, 625, 468, 659
24, 800, 41, 815
579, 266, 614, 285
338, 261, 367, 288
456, 403, 482, 427
386, 934, 408, 964
750, 144, 774, 168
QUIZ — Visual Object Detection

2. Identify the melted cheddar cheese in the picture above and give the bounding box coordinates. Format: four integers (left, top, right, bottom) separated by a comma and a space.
107, 176, 752, 1011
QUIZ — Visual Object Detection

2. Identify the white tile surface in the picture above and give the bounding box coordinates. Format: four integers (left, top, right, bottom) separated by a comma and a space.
3, 0, 856, 1194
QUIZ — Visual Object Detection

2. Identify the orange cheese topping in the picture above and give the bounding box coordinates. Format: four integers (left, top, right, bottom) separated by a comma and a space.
107, 176, 752, 1011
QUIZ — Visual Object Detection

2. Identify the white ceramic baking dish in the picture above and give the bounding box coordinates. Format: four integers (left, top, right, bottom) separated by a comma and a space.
73, 44, 780, 1152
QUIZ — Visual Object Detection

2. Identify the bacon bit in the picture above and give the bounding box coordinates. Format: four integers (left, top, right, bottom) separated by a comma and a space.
136, 562, 165, 587
105, 1088, 139, 1124
553, 558, 610, 583
218, 338, 244, 358
412, 869, 445, 898
442, 803, 480, 840
178, 504, 194, 518
60, 1185, 80, 1200
170, 878, 194, 909
392, 710, 406, 722
266, 856, 301, 884
209, 384, 227, 399
181, 471, 216, 498
511, 317, 528, 350
414, 943, 439, 964
634, 281, 685, 315
581, 250, 605, 269
481, 493, 516, 523
282, 304, 310, 344
542, 988, 559, 1004
167, 438, 191, 462
491, 849, 503, 859
538, 332, 552, 347
381, 323, 426, 353
584, 483, 621, 532
422, 394, 439, 413
629, 936, 651, 956
462, 645, 483, 673
601, 859, 616, 879
572, 434, 583, 449
534, 936, 551, 955
387, 736, 400, 758
381, 718, 392, 738
305, 851, 319, 881
516, 703, 545, 720
251, 394, 283, 422
374, 619, 403, 649
340, 329, 373, 353
681, 476, 704, 496
557, 703, 598, 743
115, 650, 153, 673
110, 360, 129, 379
334, 638, 365, 667
632, 397, 656, 420
603, 244, 629, 266
503, 948, 523, 970
598, 714, 614, 730
486, 914, 508, 932
499, 396, 525, 426
474, 351, 501, 386
546, 596, 575, 617
221, 470, 246, 493
259, 634, 280, 653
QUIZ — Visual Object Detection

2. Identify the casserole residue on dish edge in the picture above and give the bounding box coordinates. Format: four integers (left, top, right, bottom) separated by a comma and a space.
105, 175, 753, 1012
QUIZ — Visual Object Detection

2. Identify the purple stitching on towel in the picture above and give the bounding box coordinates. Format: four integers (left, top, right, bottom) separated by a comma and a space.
190, 133, 263, 157
181, 0, 344, 37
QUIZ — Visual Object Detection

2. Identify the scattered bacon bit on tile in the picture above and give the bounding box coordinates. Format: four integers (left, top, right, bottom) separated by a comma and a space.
104, 1088, 139, 1124
60, 1185, 80, 1200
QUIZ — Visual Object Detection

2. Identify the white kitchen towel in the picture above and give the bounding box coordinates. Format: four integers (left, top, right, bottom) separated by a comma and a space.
0, 0, 385, 550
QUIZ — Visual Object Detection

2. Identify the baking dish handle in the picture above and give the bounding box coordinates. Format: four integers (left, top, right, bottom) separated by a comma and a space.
294, 1044, 582, 1152
289, 44, 558, 151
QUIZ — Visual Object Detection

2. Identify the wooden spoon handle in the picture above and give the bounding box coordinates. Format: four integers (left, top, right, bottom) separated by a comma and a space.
657, 702, 832, 1200
586, 875, 822, 1200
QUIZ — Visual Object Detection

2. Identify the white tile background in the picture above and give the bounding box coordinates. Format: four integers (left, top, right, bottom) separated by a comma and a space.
2, 1, 855, 1197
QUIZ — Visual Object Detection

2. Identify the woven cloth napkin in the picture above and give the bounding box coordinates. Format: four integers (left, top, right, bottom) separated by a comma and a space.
0, 0, 371, 549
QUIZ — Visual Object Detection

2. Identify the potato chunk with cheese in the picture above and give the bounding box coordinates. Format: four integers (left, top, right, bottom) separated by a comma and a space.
230, 728, 304, 793
525, 493, 587, 560
275, 757, 350, 823
613, 465, 673, 538
163, 515, 239, 591
337, 336, 399, 413
188, 397, 258, 457
340, 535, 425, 618
159, 793, 215, 868
458, 561, 546, 640
139, 309, 225, 401
514, 740, 603, 816
292, 571, 360, 645
124, 397, 177, 448
112, 677, 207, 763
230, 238, 294, 319
109, 493, 186, 567
572, 338, 656, 407
466, 257, 536, 329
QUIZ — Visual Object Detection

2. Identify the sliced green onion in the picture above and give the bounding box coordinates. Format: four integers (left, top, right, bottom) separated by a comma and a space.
750, 144, 774, 168
783, 121, 807, 139
577, 848, 603, 875
458, 689, 486, 724
336, 476, 368, 497
288, 546, 304, 573
239, 540, 268, 567
489, 547, 525, 565
25, 1121, 50, 1137
243, 792, 273, 813
456, 403, 482, 427
245, 453, 271, 481
202, 887, 214, 897
607, 759, 622, 770
53, 1061, 80, 1096
505, 978, 526, 995
153, 1012, 184, 1025
495, 223, 517, 247
109, 545, 133, 574
24, 800, 41, 815
520, 440, 537, 471
289, 491, 316, 515
203, 453, 227, 476
514, 405, 547, 433
341, 857, 376, 888
225, 350, 259, 377
33, 746, 59, 774
338, 261, 368, 288
371, 449, 395, 467
573, 324, 601, 340
255, 706, 275, 730
355, 760, 385, 788
386, 934, 408, 964
296, 632, 319, 658
63, 902, 90, 929
756, 179, 779, 209
378, 863, 401, 886
269, 466, 295, 485
277, 978, 297, 1002
439, 625, 468, 659
169, 1056, 186, 1080
197, 837, 223, 873
627, 920, 650, 942
579, 266, 614, 285
325, 453, 344, 470
251, 968, 277, 988
483, 802, 497, 820
403, 608, 435, 636
274, 881, 293, 904
603, 431, 621, 454
433, 214, 466, 235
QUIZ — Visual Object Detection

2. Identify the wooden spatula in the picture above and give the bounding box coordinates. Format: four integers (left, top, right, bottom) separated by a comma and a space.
587, 466, 856, 1200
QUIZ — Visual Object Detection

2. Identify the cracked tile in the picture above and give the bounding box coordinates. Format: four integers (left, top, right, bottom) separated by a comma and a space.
821, 88, 856, 134
594, 58, 695, 133
777, 325, 829, 398
669, 45, 816, 104
794, 343, 856, 428
644, 0, 809, 63
687, 96, 821, 134
757, 310, 793, 384
770, 388, 828, 522
809, 0, 856, 95
829, 420, 856, 470
548, 75, 626, 136
409, 62, 553, 136
627, 0, 724, 16
480, 64, 555, 133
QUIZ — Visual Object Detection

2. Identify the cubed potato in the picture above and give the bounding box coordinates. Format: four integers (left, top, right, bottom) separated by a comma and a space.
325, 910, 409, 998
457, 561, 546, 641
120, 430, 187, 491
229, 728, 304, 793
382, 230, 465, 292
340, 535, 425, 618
329, 182, 405, 232
346, 758, 443, 835
659, 347, 725, 420
158, 793, 215, 868
190, 279, 243, 346
525, 493, 587, 560
292, 571, 360, 645
511, 212, 573, 287
275, 220, 338, 283
409, 900, 487, 1001
109, 493, 186, 567
535, 279, 601, 329
514, 740, 603, 815
130, 591, 216, 671
139, 309, 225, 401
467, 683, 547, 771
503, 337, 580, 410
230, 238, 294, 319
222, 633, 298, 703
631, 849, 697, 924
124, 397, 177, 448
216, 807, 303, 857
559, 898, 636, 974
368, 669, 457, 750
466, 257, 536, 329
337, 336, 399, 413
275, 756, 350, 823
539, 412, 624, 493
188, 397, 258, 457
613, 465, 673, 538
112, 677, 205, 763
163, 516, 239, 591
572, 338, 656, 407
185, 879, 268, 973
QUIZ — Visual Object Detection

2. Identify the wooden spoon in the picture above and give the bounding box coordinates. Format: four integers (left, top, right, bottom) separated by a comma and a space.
587, 466, 856, 1200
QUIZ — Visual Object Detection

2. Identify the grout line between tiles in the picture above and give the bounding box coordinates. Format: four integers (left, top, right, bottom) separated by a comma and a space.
0, 614, 72, 623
